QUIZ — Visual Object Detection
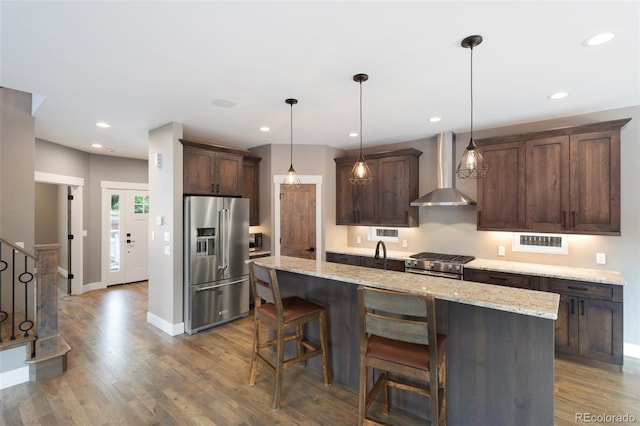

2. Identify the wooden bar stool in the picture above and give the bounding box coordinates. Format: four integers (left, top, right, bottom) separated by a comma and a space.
248, 262, 331, 411
357, 286, 447, 425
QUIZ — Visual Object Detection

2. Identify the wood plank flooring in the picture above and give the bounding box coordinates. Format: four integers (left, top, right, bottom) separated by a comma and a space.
1, 281, 639, 425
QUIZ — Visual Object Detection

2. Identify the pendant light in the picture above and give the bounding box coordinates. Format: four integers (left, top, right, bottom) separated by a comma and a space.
349, 73, 373, 185
283, 98, 301, 186
456, 35, 488, 179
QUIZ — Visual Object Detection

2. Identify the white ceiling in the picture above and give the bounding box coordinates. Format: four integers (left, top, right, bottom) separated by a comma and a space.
2, 1, 638, 160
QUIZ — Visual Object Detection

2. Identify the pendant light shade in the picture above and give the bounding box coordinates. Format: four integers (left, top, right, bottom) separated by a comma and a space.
283, 98, 301, 186
456, 35, 488, 179
350, 73, 373, 185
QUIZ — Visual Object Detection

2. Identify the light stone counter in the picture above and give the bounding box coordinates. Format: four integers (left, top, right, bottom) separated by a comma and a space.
466, 258, 626, 286
252, 255, 559, 320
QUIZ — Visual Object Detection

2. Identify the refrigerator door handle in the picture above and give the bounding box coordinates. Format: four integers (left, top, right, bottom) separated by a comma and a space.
195, 277, 249, 292
217, 209, 226, 271
218, 208, 231, 271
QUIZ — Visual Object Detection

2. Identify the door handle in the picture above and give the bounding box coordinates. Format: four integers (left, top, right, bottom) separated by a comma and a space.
305, 247, 315, 252
127, 239, 135, 244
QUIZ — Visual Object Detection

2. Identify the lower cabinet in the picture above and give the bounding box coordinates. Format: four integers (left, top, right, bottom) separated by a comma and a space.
326, 252, 405, 272
465, 269, 624, 365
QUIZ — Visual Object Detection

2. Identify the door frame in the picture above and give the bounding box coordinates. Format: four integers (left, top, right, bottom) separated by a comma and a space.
273, 175, 323, 258
34, 171, 84, 295
100, 181, 149, 288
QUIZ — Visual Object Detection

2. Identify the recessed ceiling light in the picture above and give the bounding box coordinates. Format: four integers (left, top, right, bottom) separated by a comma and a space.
91, 143, 102, 148
259, 126, 270, 132
583, 32, 615, 47
348, 132, 358, 137
211, 99, 236, 108
96, 122, 111, 128
429, 116, 441, 123
548, 92, 569, 100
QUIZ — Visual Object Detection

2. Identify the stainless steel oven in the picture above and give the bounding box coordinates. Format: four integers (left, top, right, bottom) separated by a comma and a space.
404, 252, 475, 280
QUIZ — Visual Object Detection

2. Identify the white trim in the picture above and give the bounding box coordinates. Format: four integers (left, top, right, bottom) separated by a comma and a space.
34, 172, 84, 295
624, 342, 640, 359
0, 366, 29, 389
147, 312, 185, 336
34, 171, 84, 186
273, 175, 323, 258
83, 281, 106, 293
100, 180, 148, 190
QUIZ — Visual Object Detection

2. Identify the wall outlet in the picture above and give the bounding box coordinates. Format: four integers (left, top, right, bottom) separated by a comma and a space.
164, 246, 171, 256
402, 239, 408, 248
498, 246, 506, 256
356, 235, 361, 245
596, 252, 606, 265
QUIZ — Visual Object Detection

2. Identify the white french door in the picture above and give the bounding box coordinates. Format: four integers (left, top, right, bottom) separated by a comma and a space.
103, 188, 149, 286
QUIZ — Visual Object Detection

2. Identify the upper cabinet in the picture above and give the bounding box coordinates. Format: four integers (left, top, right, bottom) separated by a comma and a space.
242, 156, 261, 226
475, 119, 629, 235
335, 149, 421, 227
182, 141, 245, 196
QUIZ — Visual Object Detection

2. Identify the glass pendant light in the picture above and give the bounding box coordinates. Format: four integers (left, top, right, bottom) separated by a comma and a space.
457, 35, 488, 179
349, 73, 373, 185
283, 98, 301, 186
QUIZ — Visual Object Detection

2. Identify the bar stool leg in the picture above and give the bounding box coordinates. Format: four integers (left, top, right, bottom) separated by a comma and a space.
296, 324, 304, 366
248, 318, 260, 386
272, 327, 285, 411
319, 311, 331, 385
358, 351, 367, 424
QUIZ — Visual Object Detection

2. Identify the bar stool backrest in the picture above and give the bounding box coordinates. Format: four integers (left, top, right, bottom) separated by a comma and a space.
249, 262, 280, 308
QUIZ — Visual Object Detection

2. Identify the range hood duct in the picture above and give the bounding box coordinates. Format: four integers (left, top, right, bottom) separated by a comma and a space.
410, 132, 476, 207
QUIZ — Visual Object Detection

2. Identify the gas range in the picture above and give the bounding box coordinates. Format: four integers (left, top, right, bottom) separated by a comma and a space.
404, 252, 475, 279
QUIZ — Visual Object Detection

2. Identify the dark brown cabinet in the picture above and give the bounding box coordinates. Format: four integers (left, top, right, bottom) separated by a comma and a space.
541, 277, 623, 365
335, 149, 421, 227
326, 251, 405, 272
466, 267, 624, 365
242, 156, 261, 226
463, 269, 538, 290
183, 144, 244, 196
475, 119, 629, 235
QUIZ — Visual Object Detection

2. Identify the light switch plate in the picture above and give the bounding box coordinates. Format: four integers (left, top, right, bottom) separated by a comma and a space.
164, 246, 171, 256
596, 253, 606, 265
498, 246, 506, 256
164, 232, 171, 242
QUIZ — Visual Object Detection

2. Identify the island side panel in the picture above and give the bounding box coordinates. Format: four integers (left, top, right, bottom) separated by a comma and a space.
447, 302, 555, 426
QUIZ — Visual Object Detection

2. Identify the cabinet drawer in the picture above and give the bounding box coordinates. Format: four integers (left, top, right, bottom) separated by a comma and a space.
326, 252, 361, 266
361, 257, 405, 272
544, 278, 621, 301
464, 269, 538, 290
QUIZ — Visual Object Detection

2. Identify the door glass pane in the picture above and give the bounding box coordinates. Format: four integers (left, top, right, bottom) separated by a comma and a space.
133, 194, 149, 214
110, 195, 120, 272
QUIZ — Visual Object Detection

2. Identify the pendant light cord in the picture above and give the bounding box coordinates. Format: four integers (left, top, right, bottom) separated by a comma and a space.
470, 45, 474, 142
359, 79, 364, 159
290, 102, 293, 165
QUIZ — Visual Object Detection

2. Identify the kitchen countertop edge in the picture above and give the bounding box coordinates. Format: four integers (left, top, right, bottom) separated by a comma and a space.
251, 256, 559, 320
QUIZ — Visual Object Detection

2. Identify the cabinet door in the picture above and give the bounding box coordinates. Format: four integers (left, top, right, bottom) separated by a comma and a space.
335, 161, 358, 224
378, 156, 418, 226
242, 157, 260, 226
578, 298, 623, 364
555, 294, 579, 355
326, 252, 361, 266
215, 152, 243, 196
476, 141, 526, 230
357, 158, 379, 225
569, 131, 621, 234
184, 147, 215, 194
525, 136, 570, 231
464, 269, 538, 290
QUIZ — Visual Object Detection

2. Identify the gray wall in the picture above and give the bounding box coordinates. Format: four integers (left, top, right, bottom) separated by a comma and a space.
34, 183, 59, 245
35, 139, 148, 285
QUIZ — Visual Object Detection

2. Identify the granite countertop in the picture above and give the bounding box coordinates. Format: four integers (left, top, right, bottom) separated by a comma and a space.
466, 259, 626, 286
251, 256, 559, 320
326, 247, 413, 261
249, 249, 271, 258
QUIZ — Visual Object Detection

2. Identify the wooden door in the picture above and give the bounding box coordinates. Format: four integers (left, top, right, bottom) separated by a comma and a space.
335, 161, 357, 224
183, 147, 214, 194
554, 294, 579, 355
242, 156, 260, 225
569, 131, 620, 234
378, 155, 415, 226
525, 136, 570, 231
356, 158, 379, 224
578, 298, 623, 364
215, 152, 243, 196
280, 184, 316, 259
476, 140, 526, 230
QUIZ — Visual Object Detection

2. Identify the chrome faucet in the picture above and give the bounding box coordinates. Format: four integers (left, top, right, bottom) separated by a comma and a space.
374, 240, 387, 270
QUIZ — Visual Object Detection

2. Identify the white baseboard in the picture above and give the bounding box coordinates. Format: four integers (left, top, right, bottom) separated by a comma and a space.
624, 342, 640, 359
147, 312, 184, 336
0, 366, 29, 390
82, 281, 106, 293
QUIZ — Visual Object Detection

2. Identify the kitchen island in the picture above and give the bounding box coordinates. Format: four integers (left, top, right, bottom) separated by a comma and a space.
251, 256, 559, 425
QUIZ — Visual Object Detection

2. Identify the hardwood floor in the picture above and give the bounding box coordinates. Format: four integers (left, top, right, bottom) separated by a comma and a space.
1, 281, 639, 425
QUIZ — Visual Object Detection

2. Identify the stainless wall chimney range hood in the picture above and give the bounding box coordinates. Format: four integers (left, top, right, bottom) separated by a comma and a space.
410, 132, 476, 207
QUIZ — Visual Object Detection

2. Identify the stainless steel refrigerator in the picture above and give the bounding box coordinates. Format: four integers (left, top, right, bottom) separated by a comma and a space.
184, 196, 249, 334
